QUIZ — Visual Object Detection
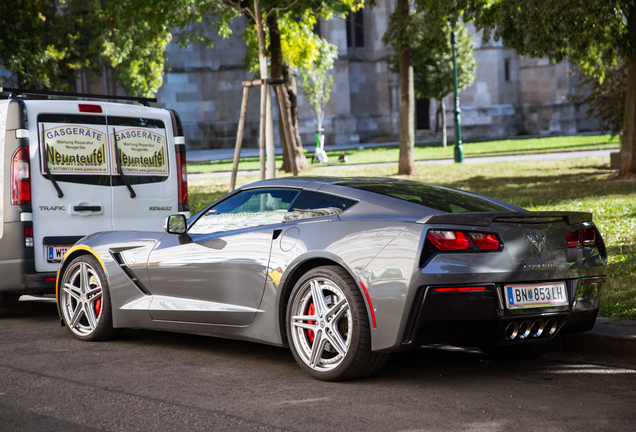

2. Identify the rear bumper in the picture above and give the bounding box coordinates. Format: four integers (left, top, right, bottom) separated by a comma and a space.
0, 259, 56, 295
401, 277, 603, 350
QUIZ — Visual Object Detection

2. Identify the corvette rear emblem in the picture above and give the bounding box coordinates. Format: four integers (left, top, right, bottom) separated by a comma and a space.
527, 233, 546, 252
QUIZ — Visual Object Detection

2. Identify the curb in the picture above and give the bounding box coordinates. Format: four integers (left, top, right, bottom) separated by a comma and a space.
560, 321, 636, 358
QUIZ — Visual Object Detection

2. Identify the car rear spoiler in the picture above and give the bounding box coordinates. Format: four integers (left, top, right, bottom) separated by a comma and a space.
417, 211, 594, 227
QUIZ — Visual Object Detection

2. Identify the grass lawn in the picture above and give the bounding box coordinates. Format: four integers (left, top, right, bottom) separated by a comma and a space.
188, 155, 636, 319
187, 134, 619, 174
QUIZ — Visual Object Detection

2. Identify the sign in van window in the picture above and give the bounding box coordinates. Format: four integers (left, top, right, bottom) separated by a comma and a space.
110, 127, 168, 175
41, 124, 109, 174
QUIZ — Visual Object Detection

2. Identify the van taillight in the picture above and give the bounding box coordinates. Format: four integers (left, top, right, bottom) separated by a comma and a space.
11, 147, 31, 205
176, 145, 189, 211
24, 226, 34, 248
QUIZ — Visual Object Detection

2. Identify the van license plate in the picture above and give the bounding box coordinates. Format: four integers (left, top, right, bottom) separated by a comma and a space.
47, 246, 70, 263
505, 282, 568, 309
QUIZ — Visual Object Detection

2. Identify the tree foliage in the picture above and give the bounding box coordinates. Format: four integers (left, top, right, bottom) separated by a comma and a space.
460, 0, 636, 177
298, 38, 338, 131
242, 12, 323, 76
569, 60, 627, 137
386, 16, 477, 102
386, 12, 476, 148
0, 0, 224, 96
469, 0, 628, 80
242, 11, 337, 131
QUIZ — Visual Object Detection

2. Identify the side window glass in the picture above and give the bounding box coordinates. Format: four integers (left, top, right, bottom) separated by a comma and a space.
285, 191, 357, 221
189, 188, 300, 234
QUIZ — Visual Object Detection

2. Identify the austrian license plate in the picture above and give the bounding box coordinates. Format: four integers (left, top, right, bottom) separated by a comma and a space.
47, 246, 70, 263
505, 282, 568, 309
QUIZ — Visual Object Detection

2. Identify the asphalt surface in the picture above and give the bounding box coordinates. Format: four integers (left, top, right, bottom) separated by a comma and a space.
2, 298, 636, 432
16, 295, 636, 376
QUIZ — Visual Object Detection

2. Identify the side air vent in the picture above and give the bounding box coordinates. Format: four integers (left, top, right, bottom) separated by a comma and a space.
111, 251, 150, 295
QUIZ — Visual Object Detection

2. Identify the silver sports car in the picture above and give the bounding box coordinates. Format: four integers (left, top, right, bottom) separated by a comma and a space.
56, 177, 606, 381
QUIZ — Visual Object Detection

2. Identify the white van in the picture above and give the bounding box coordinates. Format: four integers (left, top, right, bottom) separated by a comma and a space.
0, 88, 189, 301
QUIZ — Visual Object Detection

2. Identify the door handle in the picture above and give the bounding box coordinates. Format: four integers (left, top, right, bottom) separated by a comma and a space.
73, 205, 102, 212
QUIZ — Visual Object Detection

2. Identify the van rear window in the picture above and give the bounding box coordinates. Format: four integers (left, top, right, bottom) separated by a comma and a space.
37, 114, 168, 186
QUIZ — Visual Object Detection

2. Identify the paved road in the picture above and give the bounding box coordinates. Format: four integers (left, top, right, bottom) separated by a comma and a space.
2, 299, 636, 432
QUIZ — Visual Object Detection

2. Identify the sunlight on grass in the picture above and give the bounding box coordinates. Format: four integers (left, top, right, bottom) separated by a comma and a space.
187, 134, 619, 174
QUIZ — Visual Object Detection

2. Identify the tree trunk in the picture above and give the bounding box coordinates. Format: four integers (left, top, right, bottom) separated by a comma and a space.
267, 12, 291, 171
619, 6, 636, 178
440, 98, 447, 148
283, 64, 309, 171
397, 0, 415, 176
253, 0, 274, 179
267, 13, 308, 173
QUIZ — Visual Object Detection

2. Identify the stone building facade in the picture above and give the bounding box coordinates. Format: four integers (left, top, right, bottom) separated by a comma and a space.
154, 1, 597, 151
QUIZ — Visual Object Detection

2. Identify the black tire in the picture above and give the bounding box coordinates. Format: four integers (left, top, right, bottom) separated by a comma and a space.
479, 340, 552, 360
286, 265, 388, 381
59, 255, 122, 341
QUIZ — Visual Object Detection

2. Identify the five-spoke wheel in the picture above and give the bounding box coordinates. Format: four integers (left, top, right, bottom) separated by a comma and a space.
59, 255, 119, 341
287, 266, 388, 381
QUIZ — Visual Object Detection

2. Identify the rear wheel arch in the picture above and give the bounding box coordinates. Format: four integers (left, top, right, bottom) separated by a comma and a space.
277, 257, 371, 348
284, 264, 389, 380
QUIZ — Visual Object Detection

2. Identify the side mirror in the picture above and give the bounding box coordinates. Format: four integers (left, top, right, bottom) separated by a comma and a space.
164, 214, 187, 235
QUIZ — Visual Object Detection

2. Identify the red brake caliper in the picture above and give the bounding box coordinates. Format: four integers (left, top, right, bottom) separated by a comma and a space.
95, 298, 102, 316
307, 303, 316, 342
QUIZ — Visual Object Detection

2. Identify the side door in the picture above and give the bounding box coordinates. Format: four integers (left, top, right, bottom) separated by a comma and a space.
106, 113, 177, 232
146, 187, 301, 326
32, 108, 114, 273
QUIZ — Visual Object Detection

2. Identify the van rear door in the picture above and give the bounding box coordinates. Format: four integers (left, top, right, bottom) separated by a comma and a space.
106, 109, 177, 231
31, 102, 114, 273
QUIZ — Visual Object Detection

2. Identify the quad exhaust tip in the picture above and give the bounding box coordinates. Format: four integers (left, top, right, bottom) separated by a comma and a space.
505, 318, 558, 340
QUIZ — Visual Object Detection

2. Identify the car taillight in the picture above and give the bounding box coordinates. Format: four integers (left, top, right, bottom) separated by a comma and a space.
426, 230, 470, 250
467, 232, 500, 250
24, 225, 34, 248
567, 228, 596, 248
581, 228, 596, 246
176, 144, 189, 211
11, 147, 31, 205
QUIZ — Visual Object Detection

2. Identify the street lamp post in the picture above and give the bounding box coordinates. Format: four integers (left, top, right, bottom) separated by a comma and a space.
451, 27, 464, 163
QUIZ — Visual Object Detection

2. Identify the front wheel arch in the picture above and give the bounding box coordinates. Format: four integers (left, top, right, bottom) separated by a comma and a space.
56, 249, 96, 303
58, 254, 122, 341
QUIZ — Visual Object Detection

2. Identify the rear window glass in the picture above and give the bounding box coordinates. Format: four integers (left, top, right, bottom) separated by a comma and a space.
338, 181, 507, 213
37, 114, 168, 186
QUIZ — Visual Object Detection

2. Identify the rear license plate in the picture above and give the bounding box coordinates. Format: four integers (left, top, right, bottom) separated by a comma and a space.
505, 282, 568, 309
47, 246, 70, 263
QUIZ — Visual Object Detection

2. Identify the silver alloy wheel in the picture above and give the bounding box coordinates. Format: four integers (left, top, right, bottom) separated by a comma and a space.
61, 260, 104, 337
290, 277, 353, 373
